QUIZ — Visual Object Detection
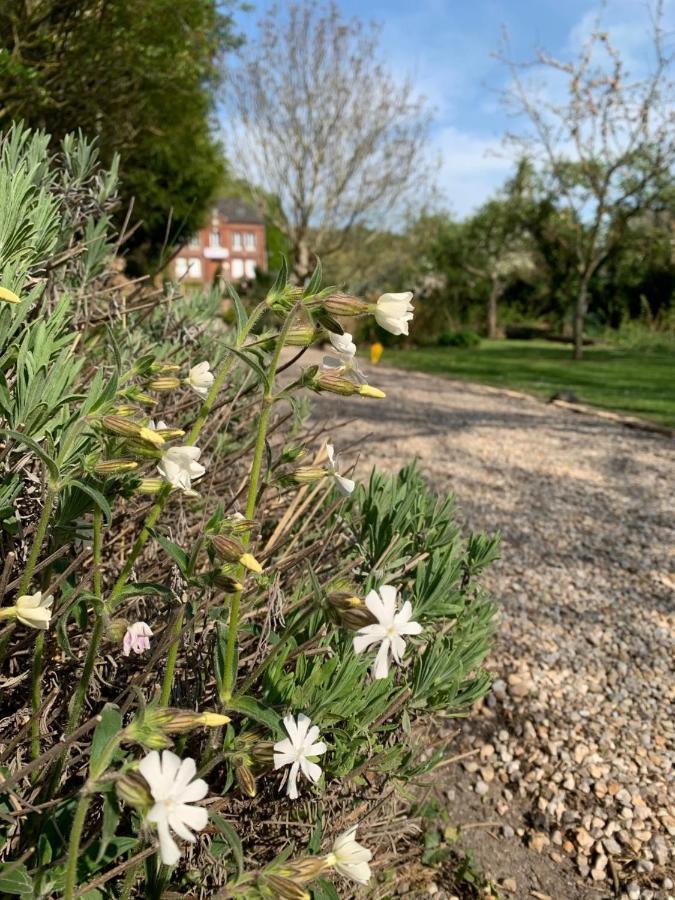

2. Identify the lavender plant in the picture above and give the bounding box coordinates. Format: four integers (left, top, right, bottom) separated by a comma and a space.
0, 127, 498, 899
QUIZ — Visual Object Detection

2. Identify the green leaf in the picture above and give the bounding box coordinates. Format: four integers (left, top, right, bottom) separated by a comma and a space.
227, 282, 248, 334
0, 861, 33, 896
270, 255, 288, 297
67, 479, 112, 525
303, 256, 322, 297
96, 788, 120, 863
88, 703, 123, 779
209, 812, 243, 875
227, 695, 283, 738
150, 531, 188, 575
115, 582, 173, 599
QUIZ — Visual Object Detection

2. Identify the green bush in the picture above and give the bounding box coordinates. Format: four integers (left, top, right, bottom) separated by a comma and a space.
437, 329, 481, 348
0, 126, 498, 898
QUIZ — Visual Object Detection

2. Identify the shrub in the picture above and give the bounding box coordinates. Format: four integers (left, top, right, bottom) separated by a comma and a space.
0, 127, 498, 898
437, 330, 481, 348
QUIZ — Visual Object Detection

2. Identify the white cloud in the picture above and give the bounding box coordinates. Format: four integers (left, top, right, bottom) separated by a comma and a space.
431, 126, 515, 217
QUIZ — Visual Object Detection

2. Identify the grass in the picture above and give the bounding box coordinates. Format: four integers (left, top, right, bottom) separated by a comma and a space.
382, 340, 675, 427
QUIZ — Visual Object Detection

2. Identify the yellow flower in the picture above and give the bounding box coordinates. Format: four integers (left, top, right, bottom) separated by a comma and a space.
0, 286, 21, 305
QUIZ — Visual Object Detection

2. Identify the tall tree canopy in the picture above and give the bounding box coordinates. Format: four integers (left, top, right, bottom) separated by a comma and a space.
225, 0, 432, 282
0, 0, 241, 269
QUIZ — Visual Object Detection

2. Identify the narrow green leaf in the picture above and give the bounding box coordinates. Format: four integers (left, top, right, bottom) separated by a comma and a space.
150, 531, 189, 575
0, 861, 33, 896
0, 428, 59, 480
227, 695, 283, 738
89, 703, 123, 779
209, 813, 244, 875
67, 479, 112, 525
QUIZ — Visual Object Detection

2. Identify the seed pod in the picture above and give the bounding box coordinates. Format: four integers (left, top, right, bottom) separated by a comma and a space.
116, 770, 153, 809
212, 535, 263, 574
235, 763, 257, 798
147, 376, 181, 391
136, 478, 166, 494
262, 874, 311, 900
106, 618, 129, 642
285, 324, 325, 347
314, 371, 360, 396
291, 466, 327, 485
340, 606, 378, 629
250, 741, 275, 766
212, 569, 244, 593
94, 458, 139, 474
322, 292, 369, 317
101, 415, 144, 439
280, 857, 330, 883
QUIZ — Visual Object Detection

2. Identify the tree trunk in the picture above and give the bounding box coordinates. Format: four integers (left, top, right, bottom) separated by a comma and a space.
573, 280, 589, 361
292, 238, 312, 285
487, 279, 500, 340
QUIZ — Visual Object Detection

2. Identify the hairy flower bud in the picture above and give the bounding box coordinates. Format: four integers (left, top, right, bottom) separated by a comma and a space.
112, 404, 138, 417
321, 292, 370, 318
235, 763, 257, 798
212, 569, 244, 593
285, 324, 325, 347
106, 618, 129, 642
262, 875, 311, 900
313, 371, 360, 396
147, 376, 181, 392
116, 770, 153, 809
339, 606, 379, 629
101, 415, 143, 439
94, 458, 139, 474
136, 477, 166, 494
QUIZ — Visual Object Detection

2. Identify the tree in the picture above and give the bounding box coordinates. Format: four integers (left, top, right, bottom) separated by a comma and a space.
0, 0, 241, 269
500, 1, 675, 358
224, 1, 432, 282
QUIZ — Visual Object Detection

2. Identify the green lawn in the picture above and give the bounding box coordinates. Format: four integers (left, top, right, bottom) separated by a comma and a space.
383, 340, 675, 427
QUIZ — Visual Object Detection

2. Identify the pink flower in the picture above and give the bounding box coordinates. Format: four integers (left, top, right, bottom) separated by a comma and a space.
123, 621, 153, 656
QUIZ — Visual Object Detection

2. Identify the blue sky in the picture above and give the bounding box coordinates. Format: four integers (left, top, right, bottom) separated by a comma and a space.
231, 1, 670, 217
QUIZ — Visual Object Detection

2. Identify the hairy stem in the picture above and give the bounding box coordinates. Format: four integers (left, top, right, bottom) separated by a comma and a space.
64, 793, 91, 900
159, 606, 184, 706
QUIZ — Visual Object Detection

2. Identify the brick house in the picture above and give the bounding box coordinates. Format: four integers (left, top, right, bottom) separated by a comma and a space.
172, 198, 267, 286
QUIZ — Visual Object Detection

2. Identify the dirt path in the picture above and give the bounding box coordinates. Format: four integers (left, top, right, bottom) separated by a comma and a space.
305, 356, 675, 900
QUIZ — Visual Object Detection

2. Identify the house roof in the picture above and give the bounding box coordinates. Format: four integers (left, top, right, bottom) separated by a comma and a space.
215, 197, 265, 225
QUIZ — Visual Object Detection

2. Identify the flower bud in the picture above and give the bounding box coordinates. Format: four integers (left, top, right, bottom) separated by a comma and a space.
358, 384, 386, 399
291, 466, 327, 485
313, 371, 360, 396
0, 286, 21, 305
321, 292, 369, 318
262, 875, 311, 900
328, 592, 363, 612
102, 415, 144, 439
225, 515, 258, 535
152, 363, 181, 374
199, 711, 231, 728
94, 458, 139, 474
116, 770, 153, 809
132, 391, 158, 407
339, 606, 379, 629
235, 763, 257, 798
137, 426, 166, 448
106, 618, 129, 642
112, 405, 138, 417
147, 376, 181, 391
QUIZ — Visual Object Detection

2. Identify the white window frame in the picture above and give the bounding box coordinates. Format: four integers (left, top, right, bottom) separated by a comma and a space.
244, 232, 256, 251
244, 259, 256, 279
232, 231, 242, 250
231, 258, 244, 279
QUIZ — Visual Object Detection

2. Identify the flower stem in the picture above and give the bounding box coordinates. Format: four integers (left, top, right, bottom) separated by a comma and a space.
22, 484, 57, 763
159, 606, 184, 706
63, 792, 91, 900
220, 308, 296, 703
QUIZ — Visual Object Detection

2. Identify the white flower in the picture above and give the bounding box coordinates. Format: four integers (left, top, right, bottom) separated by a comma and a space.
15, 592, 54, 630
158, 445, 205, 492
322, 331, 366, 383
326, 443, 355, 495
325, 825, 373, 885
139, 750, 209, 866
123, 621, 153, 656
353, 585, 422, 679
374, 292, 414, 336
186, 361, 214, 397
148, 419, 169, 431
273, 713, 327, 800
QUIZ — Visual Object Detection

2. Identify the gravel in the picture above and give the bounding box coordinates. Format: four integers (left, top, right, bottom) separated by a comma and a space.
308, 356, 675, 898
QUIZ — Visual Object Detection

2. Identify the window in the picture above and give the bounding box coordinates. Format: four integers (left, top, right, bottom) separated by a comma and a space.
244, 232, 256, 251
188, 234, 200, 249
244, 259, 256, 279
231, 258, 244, 279
175, 257, 202, 279
209, 229, 221, 248
232, 231, 242, 250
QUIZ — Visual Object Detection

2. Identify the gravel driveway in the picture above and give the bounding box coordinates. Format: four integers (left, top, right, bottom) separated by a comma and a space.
306, 356, 675, 900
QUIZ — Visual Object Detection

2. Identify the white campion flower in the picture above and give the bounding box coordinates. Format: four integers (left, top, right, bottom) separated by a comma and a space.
273, 713, 327, 800
353, 585, 422, 679
148, 419, 169, 431
15, 592, 54, 630
157, 445, 205, 492
322, 331, 366, 383
326, 443, 355, 496
374, 292, 414, 336
186, 361, 214, 397
139, 749, 209, 866
325, 825, 373, 885
123, 621, 153, 656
